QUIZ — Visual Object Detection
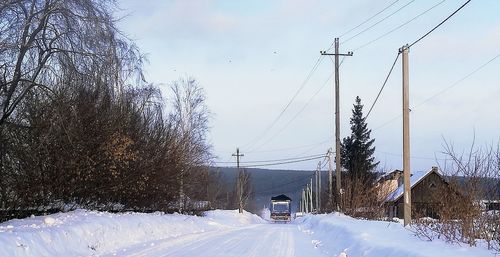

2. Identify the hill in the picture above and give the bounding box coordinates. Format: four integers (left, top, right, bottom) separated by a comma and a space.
212, 167, 330, 212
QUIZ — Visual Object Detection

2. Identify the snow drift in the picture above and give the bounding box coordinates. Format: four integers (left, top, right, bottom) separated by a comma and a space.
296, 213, 494, 257
0, 209, 265, 257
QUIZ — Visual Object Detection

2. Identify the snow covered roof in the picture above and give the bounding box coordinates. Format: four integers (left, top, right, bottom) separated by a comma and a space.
377, 169, 403, 182
386, 167, 442, 202
271, 194, 292, 202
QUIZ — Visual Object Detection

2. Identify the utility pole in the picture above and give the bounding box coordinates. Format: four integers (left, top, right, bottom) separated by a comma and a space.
400, 45, 412, 226
304, 187, 309, 213
301, 189, 305, 213
232, 148, 244, 213
317, 161, 322, 213
327, 148, 333, 211
321, 38, 353, 212
232, 148, 244, 169
309, 178, 313, 212
315, 167, 319, 213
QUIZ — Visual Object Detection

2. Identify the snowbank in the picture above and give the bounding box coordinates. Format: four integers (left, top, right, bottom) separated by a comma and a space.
0, 209, 264, 257
296, 213, 495, 257
203, 209, 266, 227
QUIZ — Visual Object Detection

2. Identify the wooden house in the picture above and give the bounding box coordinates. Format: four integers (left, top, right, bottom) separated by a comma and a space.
382, 167, 448, 219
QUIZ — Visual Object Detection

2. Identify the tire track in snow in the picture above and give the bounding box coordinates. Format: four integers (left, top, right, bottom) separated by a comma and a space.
107, 224, 327, 257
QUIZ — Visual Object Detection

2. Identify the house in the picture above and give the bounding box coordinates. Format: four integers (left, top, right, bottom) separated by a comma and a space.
375, 169, 403, 202
382, 166, 448, 219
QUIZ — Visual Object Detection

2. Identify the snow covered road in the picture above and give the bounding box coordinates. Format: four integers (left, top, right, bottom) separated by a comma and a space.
1, 210, 495, 257
106, 223, 327, 257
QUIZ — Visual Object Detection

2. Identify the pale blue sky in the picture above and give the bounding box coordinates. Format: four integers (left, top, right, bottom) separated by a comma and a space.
117, 0, 500, 171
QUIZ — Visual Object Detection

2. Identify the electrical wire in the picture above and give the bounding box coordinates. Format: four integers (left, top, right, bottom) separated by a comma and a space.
242, 139, 332, 154
339, 0, 402, 38
249, 72, 334, 152
353, 0, 446, 51
341, 0, 415, 45
408, 0, 471, 48
215, 153, 326, 164
250, 55, 347, 154
294, 137, 334, 158
371, 52, 500, 131
255, 175, 315, 195
373, 114, 401, 131
240, 155, 325, 168
412, 53, 500, 110
376, 150, 448, 161
365, 52, 401, 120
321, 159, 329, 170
243, 55, 325, 152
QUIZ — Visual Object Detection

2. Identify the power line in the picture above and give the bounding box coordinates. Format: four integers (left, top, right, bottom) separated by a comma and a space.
215, 153, 326, 164
409, 0, 471, 48
365, 52, 401, 120
294, 136, 334, 158
321, 159, 329, 170
353, 0, 446, 51
376, 150, 448, 161
240, 139, 331, 154
239, 155, 325, 168
244, 56, 325, 152
341, 0, 415, 45
371, 52, 500, 131
339, 0, 402, 38
412, 53, 500, 109
249, 72, 334, 152
373, 114, 401, 131
255, 175, 314, 195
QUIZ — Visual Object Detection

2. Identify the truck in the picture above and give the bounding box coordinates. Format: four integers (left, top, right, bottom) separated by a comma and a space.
270, 194, 292, 222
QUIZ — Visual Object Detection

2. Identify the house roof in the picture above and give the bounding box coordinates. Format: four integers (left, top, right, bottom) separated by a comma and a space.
271, 194, 292, 201
386, 167, 442, 202
377, 169, 403, 182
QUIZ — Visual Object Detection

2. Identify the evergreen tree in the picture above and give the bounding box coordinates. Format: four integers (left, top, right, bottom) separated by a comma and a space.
341, 96, 379, 184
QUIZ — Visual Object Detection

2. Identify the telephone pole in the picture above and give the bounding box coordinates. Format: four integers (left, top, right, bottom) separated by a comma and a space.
232, 148, 244, 169
321, 38, 353, 212
400, 45, 412, 226
315, 168, 319, 213
327, 148, 333, 211
317, 161, 322, 213
232, 148, 244, 213
309, 178, 313, 212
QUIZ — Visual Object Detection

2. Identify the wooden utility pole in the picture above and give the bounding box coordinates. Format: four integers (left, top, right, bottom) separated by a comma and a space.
232, 148, 245, 213
301, 189, 304, 213
401, 45, 412, 226
315, 169, 319, 213
303, 188, 307, 213
232, 148, 244, 169
321, 38, 353, 212
327, 148, 333, 211
309, 178, 313, 212
317, 161, 322, 213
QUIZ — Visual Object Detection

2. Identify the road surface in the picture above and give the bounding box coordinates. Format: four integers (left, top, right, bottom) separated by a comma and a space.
105, 223, 328, 257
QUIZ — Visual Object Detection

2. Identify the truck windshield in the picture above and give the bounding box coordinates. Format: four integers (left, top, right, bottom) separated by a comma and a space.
272, 202, 289, 213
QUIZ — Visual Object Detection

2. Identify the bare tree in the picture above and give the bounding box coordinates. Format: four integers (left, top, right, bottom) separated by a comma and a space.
0, 0, 142, 126
168, 77, 212, 213
236, 169, 252, 213
413, 138, 500, 253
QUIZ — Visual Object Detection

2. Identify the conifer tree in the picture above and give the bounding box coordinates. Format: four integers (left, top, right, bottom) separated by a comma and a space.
341, 96, 379, 184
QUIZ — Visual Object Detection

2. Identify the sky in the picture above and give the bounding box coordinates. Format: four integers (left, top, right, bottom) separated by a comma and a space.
116, 0, 500, 172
